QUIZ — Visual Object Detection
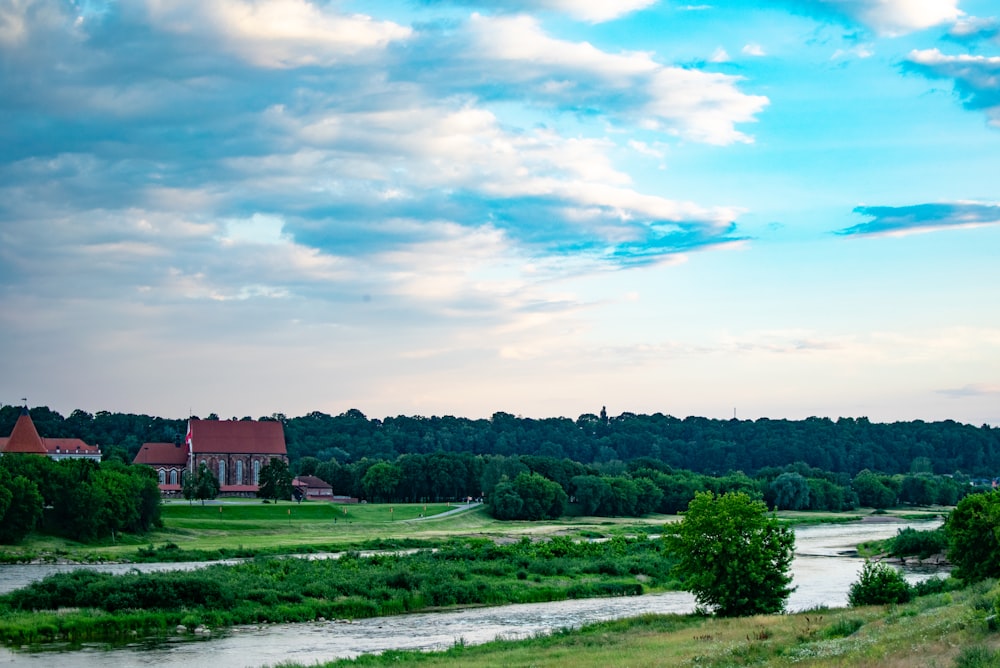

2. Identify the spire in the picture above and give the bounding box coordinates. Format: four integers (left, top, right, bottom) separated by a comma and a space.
3, 409, 48, 455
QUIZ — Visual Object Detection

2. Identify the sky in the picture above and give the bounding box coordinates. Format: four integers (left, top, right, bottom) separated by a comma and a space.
1, 0, 999, 425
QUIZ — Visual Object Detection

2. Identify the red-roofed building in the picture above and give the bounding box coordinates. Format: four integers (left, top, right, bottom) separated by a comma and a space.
0, 407, 102, 461
292, 475, 334, 500
134, 418, 288, 497
133, 441, 188, 494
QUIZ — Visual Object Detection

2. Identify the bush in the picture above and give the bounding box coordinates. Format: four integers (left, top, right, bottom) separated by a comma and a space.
848, 560, 912, 606
954, 646, 1000, 668
823, 616, 864, 638
948, 490, 1000, 581
889, 527, 948, 559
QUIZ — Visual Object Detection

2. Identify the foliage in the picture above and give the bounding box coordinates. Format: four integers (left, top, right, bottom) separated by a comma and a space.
183, 462, 220, 505
947, 489, 1000, 581
0, 454, 160, 543
257, 458, 293, 502
888, 526, 948, 559
361, 462, 403, 502
0, 469, 42, 544
769, 472, 811, 510
954, 646, 1000, 668
0, 535, 675, 644
486, 472, 567, 520
847, 560, 912, 606
852, 470, 897, 508
666, 491, 795, 616
6, 404, 1000, 483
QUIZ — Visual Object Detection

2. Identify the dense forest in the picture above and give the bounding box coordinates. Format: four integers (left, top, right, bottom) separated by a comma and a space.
3, 404, 997, 478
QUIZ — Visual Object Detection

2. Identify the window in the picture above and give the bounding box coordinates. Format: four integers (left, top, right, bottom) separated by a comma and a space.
218, 460, 226, 485
170, 469, 178, 485
236, 460, 244, 485
253, 460, 260, 486
158, 469, 166, 485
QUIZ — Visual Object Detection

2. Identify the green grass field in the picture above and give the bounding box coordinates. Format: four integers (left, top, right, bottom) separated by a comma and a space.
0, 501, 945, 564
0, 501, 680, 562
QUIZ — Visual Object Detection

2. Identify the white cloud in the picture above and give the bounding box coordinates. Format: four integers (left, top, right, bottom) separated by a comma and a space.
468, 14, 768, 145
809, 0, 963, 36
742, 43, 766, 57
906, 49, 1000, 127
832, 43, 874, 59
710, 46, 731, 62
543, 0, 657, 23
146, 0, 412, 68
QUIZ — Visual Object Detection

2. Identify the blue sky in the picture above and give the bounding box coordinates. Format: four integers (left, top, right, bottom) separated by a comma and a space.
1, 0, 999, 425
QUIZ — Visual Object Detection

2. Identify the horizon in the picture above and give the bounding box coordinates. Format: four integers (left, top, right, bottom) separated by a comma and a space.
4, 402, 995, 429
2, 1, 998, 427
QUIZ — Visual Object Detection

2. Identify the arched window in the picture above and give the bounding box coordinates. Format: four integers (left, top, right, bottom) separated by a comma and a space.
218, 460, 226, 485
236, 460, 244, 485
170, 469, 178, 485
158, 469, 166, 485
253, 460, 260, 486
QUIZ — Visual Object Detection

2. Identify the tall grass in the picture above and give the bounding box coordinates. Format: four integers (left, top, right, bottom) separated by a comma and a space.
0, 535, 676, 646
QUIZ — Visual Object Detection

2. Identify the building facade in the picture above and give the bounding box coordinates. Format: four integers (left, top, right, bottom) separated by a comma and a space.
135, 418, 288, 496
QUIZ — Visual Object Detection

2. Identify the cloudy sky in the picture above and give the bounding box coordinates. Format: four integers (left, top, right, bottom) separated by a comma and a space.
2, 0, 999, 425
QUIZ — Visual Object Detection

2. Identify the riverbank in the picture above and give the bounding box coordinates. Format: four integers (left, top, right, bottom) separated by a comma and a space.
0, 535, 678, 646
279, 578, 995, 668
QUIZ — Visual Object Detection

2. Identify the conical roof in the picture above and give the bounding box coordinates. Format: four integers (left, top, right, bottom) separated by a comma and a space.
2, 409, 48, 454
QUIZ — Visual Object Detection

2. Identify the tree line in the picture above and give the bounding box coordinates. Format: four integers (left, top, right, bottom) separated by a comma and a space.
0, 455, 161, 544
298, 451, 979, 521
3, 405, 998, 477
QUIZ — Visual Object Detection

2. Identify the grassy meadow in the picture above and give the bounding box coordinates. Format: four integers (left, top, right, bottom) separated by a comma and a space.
0, 499, 948, 564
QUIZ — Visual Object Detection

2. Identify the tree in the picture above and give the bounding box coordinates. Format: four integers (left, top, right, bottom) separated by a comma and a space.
848, 560, 912, 606
362, 461, 403, 502
947, 489, 1000, 581
770, 472, 811, 510
852, 470, 897, 508
183, 463, 220, 505
258, 458, 293, 502
0, 470, 43, 544
666, 491, 795, 617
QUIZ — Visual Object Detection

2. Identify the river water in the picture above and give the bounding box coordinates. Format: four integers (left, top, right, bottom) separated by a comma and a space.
0, 520, 944, 668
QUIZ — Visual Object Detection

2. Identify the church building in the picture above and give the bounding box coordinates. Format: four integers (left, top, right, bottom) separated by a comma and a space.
134, 418, 288, 496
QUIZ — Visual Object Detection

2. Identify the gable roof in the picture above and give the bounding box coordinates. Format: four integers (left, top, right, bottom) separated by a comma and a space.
189, 419, 286, 455
293, 475, 332, 490
134, 442, 189, 467
1, 410, 48, 455
45, 438, 101, 456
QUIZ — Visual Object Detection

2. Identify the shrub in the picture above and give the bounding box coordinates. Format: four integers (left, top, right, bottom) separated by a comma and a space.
823, 616, 864, 638
848, 560, 912, 606
954, 646, 1000, 668
889, 527, 948, 559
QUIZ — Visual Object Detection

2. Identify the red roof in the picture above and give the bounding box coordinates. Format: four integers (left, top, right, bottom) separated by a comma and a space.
2, 413, 47, 454
190, 419, 286, 455
134, 442, 189, 466
45, 438, 101, 455
293, 475, 332, 490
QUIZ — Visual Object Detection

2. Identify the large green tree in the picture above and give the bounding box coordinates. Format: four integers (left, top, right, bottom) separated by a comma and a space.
362, 462, 403, 502
947, 489, 1000, 581
666, 491, 795, 617
0, 469, 43, 544
258, 458, 294, 502
183, 463, 220, 505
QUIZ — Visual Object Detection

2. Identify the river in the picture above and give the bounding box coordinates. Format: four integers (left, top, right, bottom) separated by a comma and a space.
0, 520, 944, 668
